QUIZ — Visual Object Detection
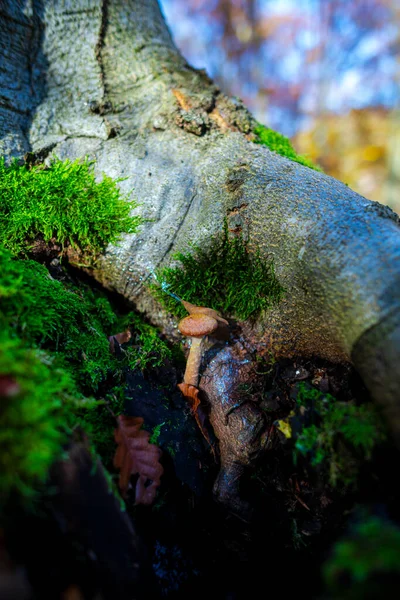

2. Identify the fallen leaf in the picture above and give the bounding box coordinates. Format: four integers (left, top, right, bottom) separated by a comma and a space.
114, 415, 163, 505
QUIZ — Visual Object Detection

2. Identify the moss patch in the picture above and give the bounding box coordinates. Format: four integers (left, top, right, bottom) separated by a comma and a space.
0, 246, 117, 392
0, 247, 171, 387
253, 123, 321, 171
0, 331, 73, 505
0, 154, 176, 510
0, 156, 141, 256
150, 225, 284, 320
0, 251, 171, 505
293, 383, 386, 488
323, 515, 400, 598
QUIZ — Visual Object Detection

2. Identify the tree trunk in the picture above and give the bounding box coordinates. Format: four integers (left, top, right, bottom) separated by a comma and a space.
1, 0, 400, 441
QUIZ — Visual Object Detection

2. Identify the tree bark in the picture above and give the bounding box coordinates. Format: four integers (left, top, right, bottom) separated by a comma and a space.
1, 0, 400, 440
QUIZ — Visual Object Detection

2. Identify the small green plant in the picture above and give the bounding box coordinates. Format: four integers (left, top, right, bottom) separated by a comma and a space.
167, 443, 177, 458
323, 515, 400, 598
294, 383, 386, 488
253, 123, 321, 171
150, 224, 284, 320
0, 156, 141, 256
149, 422, 166, 445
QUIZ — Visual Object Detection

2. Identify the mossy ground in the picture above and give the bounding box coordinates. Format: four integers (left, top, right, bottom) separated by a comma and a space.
0, 246, 173, 504
0, 331, 72, 502
150, 224, 284, 320
291, 382, 386, 489
0, 157, 172, 507
253, 123, 322, 171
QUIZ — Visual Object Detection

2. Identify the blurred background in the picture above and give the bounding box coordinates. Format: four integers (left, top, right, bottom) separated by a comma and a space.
160, 0, 400, 212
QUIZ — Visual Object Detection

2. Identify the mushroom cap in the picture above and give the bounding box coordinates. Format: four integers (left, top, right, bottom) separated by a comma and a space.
181, 300, 229, 325
178, 314, 219, 337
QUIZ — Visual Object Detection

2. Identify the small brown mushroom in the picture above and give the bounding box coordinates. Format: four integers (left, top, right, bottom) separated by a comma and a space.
178, 313, 219, 386
177, 304, 228, 455
180, 300, 229, 326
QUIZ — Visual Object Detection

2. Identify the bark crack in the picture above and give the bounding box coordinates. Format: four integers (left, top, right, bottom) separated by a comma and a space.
95, 0, 109, 102
131, 189, 198, 296
27, 9, 43, 100
158, 189, 198, 267
0, 98, 29, 116
0, 11, 33, 28
64, 134, 104, 141
58, 9, 99, 16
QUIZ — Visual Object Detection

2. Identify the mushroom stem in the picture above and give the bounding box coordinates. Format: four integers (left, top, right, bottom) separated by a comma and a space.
184, 337, 204, 387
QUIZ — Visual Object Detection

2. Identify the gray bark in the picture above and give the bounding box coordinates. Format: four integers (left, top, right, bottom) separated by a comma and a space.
1, 0, 400, 441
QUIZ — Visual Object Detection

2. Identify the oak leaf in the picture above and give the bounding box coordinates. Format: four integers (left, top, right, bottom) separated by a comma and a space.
114, 415, 163, 505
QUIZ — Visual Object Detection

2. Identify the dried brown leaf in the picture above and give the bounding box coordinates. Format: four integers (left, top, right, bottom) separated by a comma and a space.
114, 415, 163, 505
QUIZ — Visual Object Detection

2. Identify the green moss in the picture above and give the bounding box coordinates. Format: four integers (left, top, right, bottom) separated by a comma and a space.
0, 247, 173, 505
150, 225, 284, 320
1, 246, 172, 384
74, 397, 122, 471
0, 246, 117, 392
0, 155, 173, 507
120, 313, 173, 371
0, 156, 141, 256
253, 123, 321, 171
0, 330, 73, 505
293, 383, 386, 488
323, 516, 400, 598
